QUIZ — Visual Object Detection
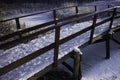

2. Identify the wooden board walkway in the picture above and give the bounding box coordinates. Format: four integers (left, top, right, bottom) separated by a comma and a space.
0, 5, 120, 80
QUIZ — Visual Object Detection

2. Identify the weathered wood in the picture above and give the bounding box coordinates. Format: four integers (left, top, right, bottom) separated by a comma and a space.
60, 27, 91, 45
94, 5, 97, 11
108, 5, 111, 16
109, 8, 117, 29
28, 51, 74, 80
89, 14, 98, 44
0, 26, 55, 49
105, 8, 117, 59
15, 18, 22, 38
0, 20, 55, 42
62, 62, 73, 72
54, 26, 60, 66
73, 47, 82, 80
0, 5, 120, 80
0, 6, 77, 23
0, 43, 54, 76
53, 10, 57, 25
112, 37, 120, 44
106, 34, 110, 59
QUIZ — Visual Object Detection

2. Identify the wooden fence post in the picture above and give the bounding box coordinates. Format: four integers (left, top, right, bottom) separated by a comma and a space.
109, 8, 116, 29
53, 10, 58, 25
54, 26, 60, 67
89, 14, 98, 44
106, 31, 112, 59
108, 5, 111, 16
15, 18, 22, 38
106, 8, 116, 59
94, 5, 97, 12
73, 47, 83, 80
75, 6, 79, 23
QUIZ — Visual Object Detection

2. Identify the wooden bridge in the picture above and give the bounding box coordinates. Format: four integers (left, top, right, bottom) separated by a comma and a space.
0, 5, 120, 80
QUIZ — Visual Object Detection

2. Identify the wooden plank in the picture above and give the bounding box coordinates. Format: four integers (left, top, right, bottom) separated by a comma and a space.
62, 62, 73, 72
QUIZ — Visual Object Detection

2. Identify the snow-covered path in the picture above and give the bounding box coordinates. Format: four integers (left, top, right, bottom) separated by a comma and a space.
0, 18, 119, 80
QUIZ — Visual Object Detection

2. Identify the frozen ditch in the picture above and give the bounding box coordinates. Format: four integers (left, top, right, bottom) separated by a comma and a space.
0, 18, 120, 80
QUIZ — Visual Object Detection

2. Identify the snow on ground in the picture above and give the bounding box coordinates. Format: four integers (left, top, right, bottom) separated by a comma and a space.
86, 0, 120, 6
20, 12, 53, 28
80, 40, 120, 80
0, 1, 120, 80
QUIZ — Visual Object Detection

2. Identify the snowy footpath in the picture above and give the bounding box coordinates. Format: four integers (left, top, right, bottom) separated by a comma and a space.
0, 18, 120, 80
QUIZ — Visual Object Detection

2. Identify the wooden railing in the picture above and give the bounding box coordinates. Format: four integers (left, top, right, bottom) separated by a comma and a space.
0, 5, 120, 77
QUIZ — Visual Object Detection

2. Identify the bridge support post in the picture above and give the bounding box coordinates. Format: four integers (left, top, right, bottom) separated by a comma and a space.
106, 30, 113, 59
106, 35, 110, 59
73, 47, 82, 80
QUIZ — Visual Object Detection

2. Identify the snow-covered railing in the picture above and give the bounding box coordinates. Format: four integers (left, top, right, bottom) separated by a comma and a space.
0, 5, 120, 80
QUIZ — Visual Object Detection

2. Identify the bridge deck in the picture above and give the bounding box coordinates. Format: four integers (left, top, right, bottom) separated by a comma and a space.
0, 18, 119, 80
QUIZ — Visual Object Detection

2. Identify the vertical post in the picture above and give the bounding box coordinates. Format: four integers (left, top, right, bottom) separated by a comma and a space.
106, 32, 111, 59
94, 5, 97, 12
106, 8, 116, 59
89, 14, 98, 44
109, 8, 116, 29
75, 6, 79, 14
54, 26, 60, 67
53, 10, 57, 25
108, 5, 111, 16
15, 18, 22, 38
73, 47, 82, 80
15, 18, 21, 30
75, 6, 79, 23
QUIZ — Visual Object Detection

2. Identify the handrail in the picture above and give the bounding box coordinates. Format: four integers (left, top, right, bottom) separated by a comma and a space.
0, 6, 120, 77
0, 6, 116, 40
